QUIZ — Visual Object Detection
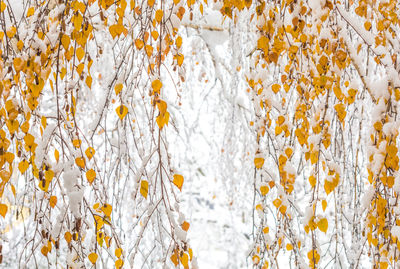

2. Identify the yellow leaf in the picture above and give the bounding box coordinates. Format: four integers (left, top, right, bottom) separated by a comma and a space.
73, 13, 83, 32
364, 21, 371, 31
317, 218, 328, 233
135, 39, 144, 50
151, 79, 162, 95
73, 139, 81, 148
173, 174, 184, 191
88, 252, 98, 264
13, 57, 24, 72
75, 157, 86, 169
170, 251, 179, 266
50, 196, 57, 208
97, 231, 104, 246
309, 175, 316, 188
85, 147, 95, 160
6, 26, 16, 38
61, 34, 70, 50
260, 185, 269, 195
273, 198, 281, 208
156, 111, 170, 129
334, 103, 346, 123
252, 255, 260, 265
10, 184, 16, 197
151, 30, 159, 40
271, 84, 281, 94
0, 1, 6, 12
286, 243, 293, 251
145, 45, 153, 57
181, 221, 190, 231
86, 169, 96, 184
45, 170, 54, 182
27, 6, 34, 17
322, 199, 327, 211
254, 157, 264, 169
115, 247, 122, 258
157, 100, 168, 114
24, 133, 35, 147
18, 160, 29, 174
257, 36, 268, 50
155, 9, 163, 23
175, 53, 184, 66
147, 0, 155, 6
101, 203, 112, 217
86, 75, 92, 88
176, 36, 182, 48
54, 149, 60, 162
140, 180, 149, 199
0, 203, 8, 218
76, 63, 84, 76
116, 105, 128, 120
115, 259, 124, 269
65, 231, 72, 243
109, 24, 125, 39
115, 83, 123, 95
41, 245, 48, 256
180, 252, 189, 267
76, 47, 85, 61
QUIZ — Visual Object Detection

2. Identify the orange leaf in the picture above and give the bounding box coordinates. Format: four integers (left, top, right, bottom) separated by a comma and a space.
85, 147, 95, 160
115, 259, 124, 269
115, 247, 122, 258
155, 9, 163, 23
49, 196, 57, 208
26, 7, 35, 17
115, 83, 123, 95
0, 203, 8, 218
254, 157, 264, 169
116, 105, 128, 120
181, 221, 190, 231
140, 180, 148, 199
18, 160, 29, 174
101, 203, 112, 217
88, 252, 98, 264
135, 39, 144, 50
173, 174, 184, 191
317, 218, 328, 233
75, 157, 86, 169
86, 169, 96, 184
41, 246, 48, 256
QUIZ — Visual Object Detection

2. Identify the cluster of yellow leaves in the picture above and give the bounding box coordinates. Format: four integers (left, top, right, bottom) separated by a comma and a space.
170, 247, 193, 268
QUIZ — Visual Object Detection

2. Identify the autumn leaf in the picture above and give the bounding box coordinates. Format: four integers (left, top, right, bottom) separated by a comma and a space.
115, 83, 123, 95
101, 204, 112, 217
85, 147, 95, 160
18, 160, 29, 174
181, 221, 190, 231
173, 174, 184, 191
116, 105, 128, 120
49, 196, 57, 208
260, 185, 269, 195
75, 157, 86, 169
88, 252, 98, 264
334, 103, 346, 123
86, 169, 96, 184
0, 203, 8, 218
140, 180, 149, 199
254, 157, 264, 169
115, 247, 122, 258
115, 259, 124, 269
151, 79, 162, 95
317, 218, 328, 233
